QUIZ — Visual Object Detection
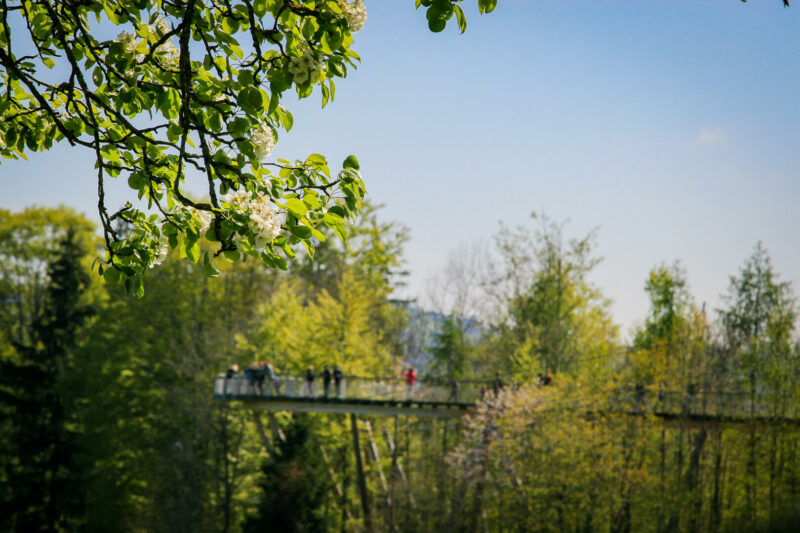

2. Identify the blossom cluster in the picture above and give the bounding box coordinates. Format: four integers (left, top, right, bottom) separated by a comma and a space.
288, 48, 325, 85
114, 21, 179, 69
151, 240, 169, 267
115, 31, 138, 55
224, 189, 282, 249
340, 0, 367, 32
188, 206, 214, 233
156, 41, 180, 69
250, 124, 275, 160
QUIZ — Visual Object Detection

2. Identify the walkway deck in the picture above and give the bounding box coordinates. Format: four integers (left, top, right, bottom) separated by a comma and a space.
214, 374, 481, 418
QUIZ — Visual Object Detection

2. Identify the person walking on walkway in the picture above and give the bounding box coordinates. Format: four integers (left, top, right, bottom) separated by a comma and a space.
305, 366, 315, 398
404, 367, 417, 401
333, 365, 344, 398
449, 379, 460, 403
254, 363, 266, 396
492, 372, 504, 397
322, 365, 332, 399
263, 361, 275, 396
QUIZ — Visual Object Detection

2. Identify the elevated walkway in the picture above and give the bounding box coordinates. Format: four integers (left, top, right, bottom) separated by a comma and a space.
214, 375, 485, 418
215, 375, 800, 424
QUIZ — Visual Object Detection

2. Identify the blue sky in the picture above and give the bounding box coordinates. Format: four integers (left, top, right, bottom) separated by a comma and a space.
2, 1, 798, 336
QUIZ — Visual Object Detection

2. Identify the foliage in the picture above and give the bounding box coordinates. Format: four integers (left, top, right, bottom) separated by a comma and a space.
0, 0, 495, 294
429, 314, 472, 379
243, 414, 329, 533
0, 206, 97, 346
2, 205, 800, 532
491, 213, 618, 378
0, 228, 93, 531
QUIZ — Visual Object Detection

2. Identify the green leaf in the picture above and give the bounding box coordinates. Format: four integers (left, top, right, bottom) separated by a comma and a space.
454, 5, 467, 33
285, 198, 308, 217
186, 241, 200, 263
133, 274, 144, 298
203, 252, 220, 277
478, 0, 497, 14
103, 266, 123, 284
291, 225, 312, 239
343, 154, 359, 170
237, 87, 263, 112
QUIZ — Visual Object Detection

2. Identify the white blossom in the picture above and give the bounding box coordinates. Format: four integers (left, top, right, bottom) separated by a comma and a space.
248, 193, 282, 248
288, 48, 324, 85
157, 40, 180, 68
250, 124, 275, 160
339, 0, 367, 32
151, 240, 169, 267
189, 207, 214, 233
224, 189, 282, 250
115, 31, 138, 54
156, 18, 171, 36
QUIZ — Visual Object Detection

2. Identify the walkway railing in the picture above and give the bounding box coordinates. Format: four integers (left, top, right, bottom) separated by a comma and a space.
215, 375, 800, 423
621, 388, 800, 421
214, 374, 490, 406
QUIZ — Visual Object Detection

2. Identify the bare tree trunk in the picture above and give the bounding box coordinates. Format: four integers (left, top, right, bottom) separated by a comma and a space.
686, 427, 707, 533
351, 414, 373, 532
710, 428, 724, 533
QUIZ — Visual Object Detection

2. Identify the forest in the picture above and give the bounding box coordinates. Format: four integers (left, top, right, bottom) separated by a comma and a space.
1, 204, 798, 533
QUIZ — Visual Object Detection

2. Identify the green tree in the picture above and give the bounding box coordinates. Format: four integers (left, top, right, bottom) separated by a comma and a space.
0, 228, 93, 531
492, 213, 617, 379
429, 314, 472, 379
718, 243, 798, 524
243, 414, 330, 533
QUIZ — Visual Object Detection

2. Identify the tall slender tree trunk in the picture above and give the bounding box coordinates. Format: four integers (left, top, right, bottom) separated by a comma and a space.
351, 414, 372, 532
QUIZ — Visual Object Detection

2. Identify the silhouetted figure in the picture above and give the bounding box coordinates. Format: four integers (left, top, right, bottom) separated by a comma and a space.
254, 363, 266, 396
449, 380, 460, 403
245, 365, 254, 393
543, 375, 552, 386
322, 365, 332, 399
224, 364, 239, 395
635, 383, 646, 414
492, 372, 504, 397
333, 366, 344, 398
305, 366, 315, 398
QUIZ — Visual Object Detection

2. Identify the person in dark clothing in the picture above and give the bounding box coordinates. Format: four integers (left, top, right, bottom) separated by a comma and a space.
449, 380, 460, 403
492, 372, 504, 397
333, 366, 344, 398
254, 363, 266, 396
322, 365, 332, 399
635, 383, 646, 414
245, 365, 254, 394
224, 364, 239, 395
305, 366, 315, 398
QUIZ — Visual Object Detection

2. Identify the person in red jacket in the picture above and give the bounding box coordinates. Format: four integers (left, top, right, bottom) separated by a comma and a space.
404, 367, 417, 401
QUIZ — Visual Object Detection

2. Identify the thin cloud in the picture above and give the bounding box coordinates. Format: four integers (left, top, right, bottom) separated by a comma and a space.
690, 127, 728, 147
